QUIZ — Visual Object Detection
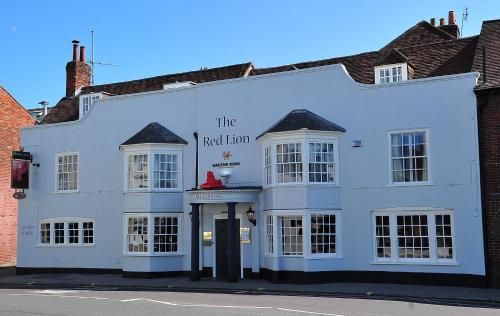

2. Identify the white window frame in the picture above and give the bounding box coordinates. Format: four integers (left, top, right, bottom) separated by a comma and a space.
308, 210, 342, 258
264, 213, 275, 257
371, 208, 456, 265
79, 92, 102, 118
123, 213, 183, 256
260, 132, 341, 187
264, 209, 342, 259
37, 218, 94, 247
387, 128, 432, 186
374, 63, 408, 84
54, 152, 79, 193
122, 145, 183, 193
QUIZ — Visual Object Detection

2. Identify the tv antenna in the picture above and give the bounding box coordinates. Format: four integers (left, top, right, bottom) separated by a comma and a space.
89, 30, 117, 85
461, 7, 469, 37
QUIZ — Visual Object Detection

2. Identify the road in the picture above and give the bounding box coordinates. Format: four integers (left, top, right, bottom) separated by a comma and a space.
0, 288, 499, 316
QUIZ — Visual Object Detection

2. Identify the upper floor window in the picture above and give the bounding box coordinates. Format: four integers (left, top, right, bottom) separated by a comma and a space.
56, 152, 78, 192
262, 136, 339, 187
308, 142, 335, 183
125, 149, 182, 192
390, 130, 429, 184
128, 154, 148, 190
276, 143, 303, 184
374, 63, 408, 84
79, 93, 102, 118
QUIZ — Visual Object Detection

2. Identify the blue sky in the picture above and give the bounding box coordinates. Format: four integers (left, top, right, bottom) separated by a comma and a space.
1, 1, 498, 109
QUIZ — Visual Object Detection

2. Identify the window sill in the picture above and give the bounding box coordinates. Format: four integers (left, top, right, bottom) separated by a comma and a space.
123, 253, 185, 257
307, 255, 344, 260
386, 181, 434, 187
36, 244, 95, 248
53, 190, 79, 194
370, 260, 459, 266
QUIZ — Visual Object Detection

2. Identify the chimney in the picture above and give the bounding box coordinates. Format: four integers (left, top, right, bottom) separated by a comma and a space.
79, 46, 86, 62
66, 40, 91, 97
448, 11, 456, 25
72, 40, 79, 61
430, 18, 436, 26
439, 18, 445, 26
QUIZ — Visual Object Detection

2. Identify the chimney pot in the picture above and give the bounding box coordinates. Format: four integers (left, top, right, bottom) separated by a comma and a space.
439, 18, 445, 26
80, 46, 86, 63
72, 40, 79, 61
430, 18, 436, 26
448, 11, 456, 25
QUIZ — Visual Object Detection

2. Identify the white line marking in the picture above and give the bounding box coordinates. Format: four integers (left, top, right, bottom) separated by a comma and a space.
277, 307, 344, 316
6, 292, 345, 316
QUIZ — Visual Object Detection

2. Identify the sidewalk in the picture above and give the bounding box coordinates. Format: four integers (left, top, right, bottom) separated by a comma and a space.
1, 268, 500, 306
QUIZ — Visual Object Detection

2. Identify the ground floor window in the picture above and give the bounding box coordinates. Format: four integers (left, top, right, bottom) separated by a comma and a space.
124, 213, 182, 256
373, 210, 454, 263
264, 210, 341, 258
39, 218, 94, 246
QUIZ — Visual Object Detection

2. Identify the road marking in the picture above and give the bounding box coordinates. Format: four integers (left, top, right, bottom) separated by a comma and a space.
6, 291, 345, 316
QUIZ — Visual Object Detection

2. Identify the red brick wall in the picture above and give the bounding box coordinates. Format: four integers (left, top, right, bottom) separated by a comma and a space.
0, 87, 35, 267
478, 89, 500, 287
65, 61, 90, 97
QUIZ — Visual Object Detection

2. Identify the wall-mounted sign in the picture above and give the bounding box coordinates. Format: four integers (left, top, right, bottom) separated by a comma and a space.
240, 227, 251, 244
11, 159, 30, 189
12, 151, 32, 161
352, 140, 364, 147
203, 231, 212, 246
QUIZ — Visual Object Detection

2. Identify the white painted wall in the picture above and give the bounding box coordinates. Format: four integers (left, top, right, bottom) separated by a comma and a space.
18, 65, 484, 276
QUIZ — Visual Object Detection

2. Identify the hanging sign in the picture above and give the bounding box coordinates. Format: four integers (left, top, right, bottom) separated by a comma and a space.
12, 151, 32, 161
11, 159, 30, 189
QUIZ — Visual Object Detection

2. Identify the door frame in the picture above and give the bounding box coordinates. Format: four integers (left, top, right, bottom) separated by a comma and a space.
213, 213, 243, 279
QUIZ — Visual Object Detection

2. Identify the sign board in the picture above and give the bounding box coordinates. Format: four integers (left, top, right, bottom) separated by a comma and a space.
240, 227, 251, 244
12, 151, 32, 161
11, 159, 30, 189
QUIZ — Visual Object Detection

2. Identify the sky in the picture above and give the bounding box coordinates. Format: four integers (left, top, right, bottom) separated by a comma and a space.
1, 1, 499, 109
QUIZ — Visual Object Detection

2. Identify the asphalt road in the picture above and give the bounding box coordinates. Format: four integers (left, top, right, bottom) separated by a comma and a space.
0, 288, 499, 316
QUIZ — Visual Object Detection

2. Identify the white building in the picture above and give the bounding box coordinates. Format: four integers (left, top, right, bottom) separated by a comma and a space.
18, 62, 485, 285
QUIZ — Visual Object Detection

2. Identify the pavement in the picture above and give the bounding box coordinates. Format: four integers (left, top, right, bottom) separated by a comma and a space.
1, 267, 500, 308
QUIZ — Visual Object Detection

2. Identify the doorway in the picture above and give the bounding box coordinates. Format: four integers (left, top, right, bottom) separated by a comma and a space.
214, 218, 241, 279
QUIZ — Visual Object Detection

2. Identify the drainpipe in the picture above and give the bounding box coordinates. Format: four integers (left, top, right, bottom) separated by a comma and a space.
193, 132, 199, 189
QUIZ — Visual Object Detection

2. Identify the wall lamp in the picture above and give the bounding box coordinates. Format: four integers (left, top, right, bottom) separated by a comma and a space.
246, 206, 256, 226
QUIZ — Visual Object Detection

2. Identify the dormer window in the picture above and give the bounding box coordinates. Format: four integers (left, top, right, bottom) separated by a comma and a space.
374, 63, 408, 84
79, 93, 102, 118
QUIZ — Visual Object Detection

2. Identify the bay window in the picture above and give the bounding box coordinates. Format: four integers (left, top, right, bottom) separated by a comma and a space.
124, 213, 182, 256
264, 210, 341, 258
124, 149, 182, 192
372, 209, 455, 263
261, 136, 339, 187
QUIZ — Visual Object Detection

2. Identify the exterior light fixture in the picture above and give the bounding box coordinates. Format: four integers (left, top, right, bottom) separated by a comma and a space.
246, 206, 256, 226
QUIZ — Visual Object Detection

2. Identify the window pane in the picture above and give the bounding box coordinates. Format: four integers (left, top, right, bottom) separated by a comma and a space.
390, 131, 428, 183
127, 216, 148, 253
396, 215, 429, 259
153, 216, 179, 253
436, 214, 454, 259
128, 154, 148, 189
276, 143, 303, 184
308, 142, 335, 183
375, 216, 391, 258
281, 216, 303, 256
57, 154, 78, 191
311, 214, 336, 254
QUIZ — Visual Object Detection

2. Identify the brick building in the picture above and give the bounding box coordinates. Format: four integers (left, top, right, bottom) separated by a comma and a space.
0, 87, 35, 266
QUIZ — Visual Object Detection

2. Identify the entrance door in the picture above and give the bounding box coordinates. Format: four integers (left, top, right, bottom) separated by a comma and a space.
215, 219, 241, 279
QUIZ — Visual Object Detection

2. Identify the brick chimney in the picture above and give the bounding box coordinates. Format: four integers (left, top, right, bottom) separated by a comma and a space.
66, 40, 91, 97
437, 11, 460, 38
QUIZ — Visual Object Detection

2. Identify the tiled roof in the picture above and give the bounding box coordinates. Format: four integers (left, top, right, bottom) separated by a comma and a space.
472, 19, 500, 89
382, 21, 455, 50
42, 18, 500, 124
256, 109, 346, 139
121, 122, 188, 146
41, 63, 253, 124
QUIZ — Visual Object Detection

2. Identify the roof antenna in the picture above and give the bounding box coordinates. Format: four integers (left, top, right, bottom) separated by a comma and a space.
89, 30, 117, 85
460, 7, 469, 37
